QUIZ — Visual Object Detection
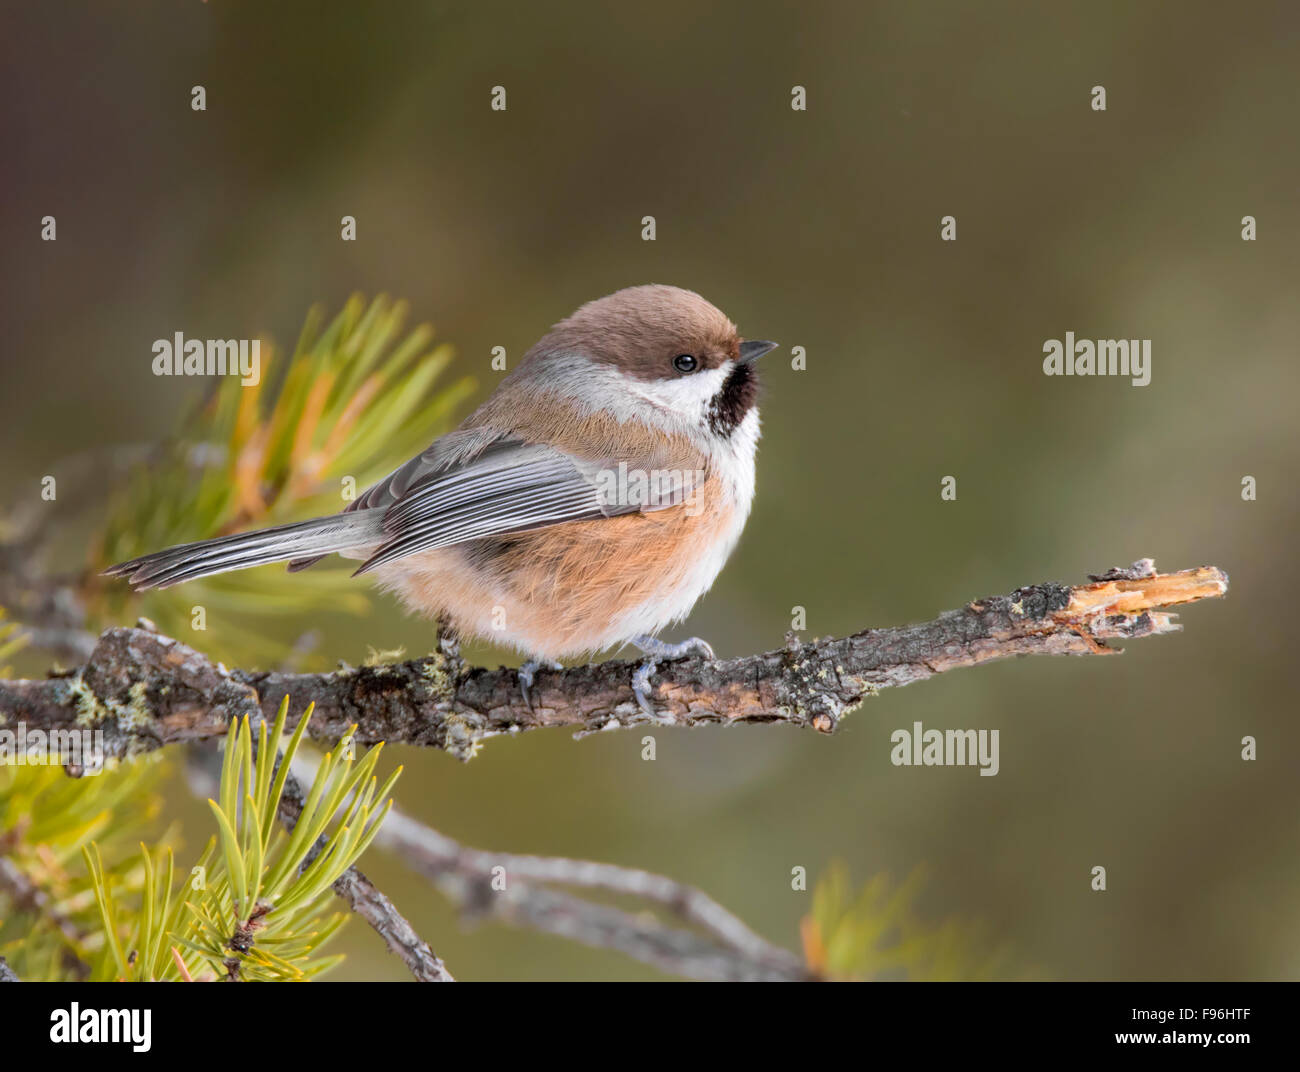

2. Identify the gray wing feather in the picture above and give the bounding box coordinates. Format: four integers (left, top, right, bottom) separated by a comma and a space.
350, 425, 507, 514
287, 425, 508, 571
352, 439, 638, 575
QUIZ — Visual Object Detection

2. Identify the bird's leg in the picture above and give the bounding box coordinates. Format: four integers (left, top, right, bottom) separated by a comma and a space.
518, 659, 563, 714
435, 615, 461, 661
629, 634, 715, 717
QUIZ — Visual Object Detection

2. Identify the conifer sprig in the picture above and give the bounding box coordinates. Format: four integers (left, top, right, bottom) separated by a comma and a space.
90, 295, 475, 667
82, 697, 401, 982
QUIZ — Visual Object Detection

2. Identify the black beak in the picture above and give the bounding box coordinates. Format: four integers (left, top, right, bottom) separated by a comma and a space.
739, 339, 778, 363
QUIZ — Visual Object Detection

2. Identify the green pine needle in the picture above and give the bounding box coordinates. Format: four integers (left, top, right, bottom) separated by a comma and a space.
76, 699, 401, 982
89, 294, 476, 669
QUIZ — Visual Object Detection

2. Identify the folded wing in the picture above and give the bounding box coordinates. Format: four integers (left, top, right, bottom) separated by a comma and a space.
344, 435, 699, 575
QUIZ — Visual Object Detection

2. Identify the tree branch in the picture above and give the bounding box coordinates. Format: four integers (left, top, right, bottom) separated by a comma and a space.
275, 769, 455, 982
286, 751, 806, 981
0, 560, 1228, 762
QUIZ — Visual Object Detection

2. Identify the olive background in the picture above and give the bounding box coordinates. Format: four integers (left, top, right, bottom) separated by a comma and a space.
2, 1, 1297, 980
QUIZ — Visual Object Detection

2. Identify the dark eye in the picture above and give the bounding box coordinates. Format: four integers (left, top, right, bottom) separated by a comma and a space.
673, 354, 698, 373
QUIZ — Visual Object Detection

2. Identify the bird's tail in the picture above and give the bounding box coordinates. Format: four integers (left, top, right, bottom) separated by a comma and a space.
103, 509, 386, 591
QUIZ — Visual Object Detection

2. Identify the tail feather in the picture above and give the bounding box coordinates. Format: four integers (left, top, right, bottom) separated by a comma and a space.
105, 510, 385, 591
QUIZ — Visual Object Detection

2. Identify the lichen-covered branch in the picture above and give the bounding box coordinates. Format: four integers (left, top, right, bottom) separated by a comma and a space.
0, 560, 1228, 762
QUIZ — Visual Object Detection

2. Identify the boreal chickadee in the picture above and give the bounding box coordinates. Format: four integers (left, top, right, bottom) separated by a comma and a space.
107, 285, 777, 713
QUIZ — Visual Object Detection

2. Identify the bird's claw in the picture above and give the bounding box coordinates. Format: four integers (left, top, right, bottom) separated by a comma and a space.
629, 635, 715, 716
518, 659, 562, 714
632, 656, 660, 717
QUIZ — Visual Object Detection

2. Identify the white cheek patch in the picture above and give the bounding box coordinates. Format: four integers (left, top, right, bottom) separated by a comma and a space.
542, 355, 735, 442
626, 362, 732, 427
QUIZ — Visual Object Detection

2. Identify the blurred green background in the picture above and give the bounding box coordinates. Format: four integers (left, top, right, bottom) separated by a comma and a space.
2, 1, 1297, 979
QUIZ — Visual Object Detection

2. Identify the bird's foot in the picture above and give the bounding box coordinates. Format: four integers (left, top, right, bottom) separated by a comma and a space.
629, 635, 715, 717
518, 659, 563, 713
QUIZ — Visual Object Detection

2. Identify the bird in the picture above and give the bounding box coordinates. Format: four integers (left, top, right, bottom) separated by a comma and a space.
106, 284, 777, 714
